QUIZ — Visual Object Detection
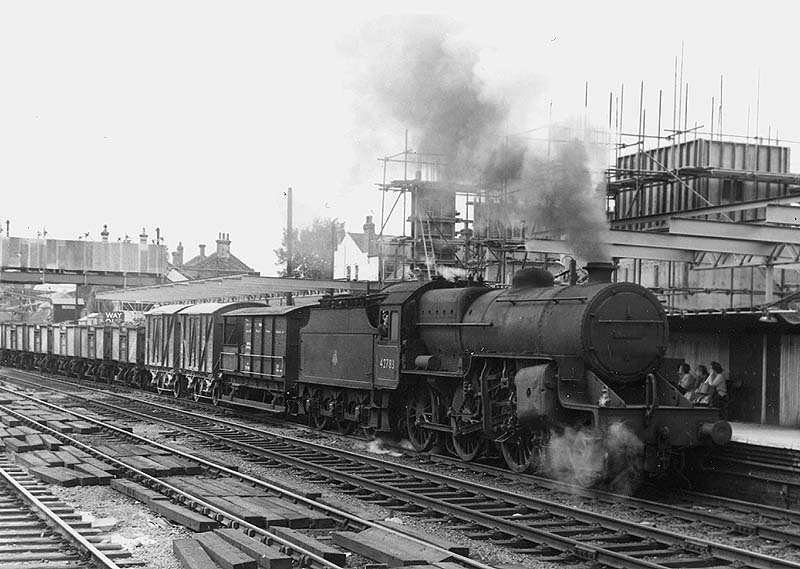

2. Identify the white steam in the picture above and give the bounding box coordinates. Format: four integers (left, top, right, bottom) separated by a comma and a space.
545, 422, 643, 493
437, 266, 469, 281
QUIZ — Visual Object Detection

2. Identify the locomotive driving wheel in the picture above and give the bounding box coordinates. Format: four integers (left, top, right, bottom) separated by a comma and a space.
500, 430, 547, 474
449, 387, 485, 462
450, 419, 485, 462
406, 384, 437, 452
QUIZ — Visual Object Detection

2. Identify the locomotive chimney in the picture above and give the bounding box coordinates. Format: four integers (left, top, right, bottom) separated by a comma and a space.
585, 261, 615, 284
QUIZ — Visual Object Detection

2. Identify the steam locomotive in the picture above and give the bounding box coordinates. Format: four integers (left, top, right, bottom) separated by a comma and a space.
0, 262, 731, 479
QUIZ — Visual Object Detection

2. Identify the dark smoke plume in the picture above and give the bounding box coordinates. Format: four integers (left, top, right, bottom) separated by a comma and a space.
478, 139, 610, 262
354, 16, 610, 261
364, 16, 507, 181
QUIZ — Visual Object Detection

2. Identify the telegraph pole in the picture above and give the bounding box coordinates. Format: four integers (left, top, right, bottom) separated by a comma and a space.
285, 187, 294, 306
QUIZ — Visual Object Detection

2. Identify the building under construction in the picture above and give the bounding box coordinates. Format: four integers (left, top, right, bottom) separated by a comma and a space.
371, 128, 800, 428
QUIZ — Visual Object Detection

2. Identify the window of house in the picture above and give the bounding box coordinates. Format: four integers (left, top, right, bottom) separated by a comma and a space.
354, 264, 359, 281
346, 266, 351, 281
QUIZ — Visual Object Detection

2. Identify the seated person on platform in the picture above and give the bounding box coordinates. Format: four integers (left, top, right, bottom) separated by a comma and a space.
677, 363, 698, 394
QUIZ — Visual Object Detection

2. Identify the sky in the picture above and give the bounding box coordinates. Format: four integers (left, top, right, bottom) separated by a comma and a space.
2, 1, 799, 276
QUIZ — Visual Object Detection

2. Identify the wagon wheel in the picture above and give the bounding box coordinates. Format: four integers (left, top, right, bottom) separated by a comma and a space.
336, 400, 356, 435
451, 424, 485, 462
192, 381, 203, 402
336, 419, 355, 435
172, 376, 186, 398
406, 384, 437, 452
155, 375, 169, 395
211, 381, 222, 406
309, 390, 329, 430
500, 431, 547, 474
135, 370, 150, 390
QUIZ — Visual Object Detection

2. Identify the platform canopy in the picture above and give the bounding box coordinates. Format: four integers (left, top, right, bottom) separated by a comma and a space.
527, 213, 800, 269
95, 274, 373, 305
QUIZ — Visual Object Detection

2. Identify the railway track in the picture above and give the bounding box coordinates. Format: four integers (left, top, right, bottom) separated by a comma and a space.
0, 370, 496, 569
703, 442, 800, 510
2, 368, 800, 569
0, 452, 136, 568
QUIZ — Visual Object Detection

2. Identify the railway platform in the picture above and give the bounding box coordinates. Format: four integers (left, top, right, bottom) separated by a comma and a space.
729, 421, 800, 450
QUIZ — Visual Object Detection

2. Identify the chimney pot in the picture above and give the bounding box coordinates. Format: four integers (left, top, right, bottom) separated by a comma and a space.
363, 216, 376, 257
216, 232, 231, 259
172, 241, 184, 267
199, 244, 206, 258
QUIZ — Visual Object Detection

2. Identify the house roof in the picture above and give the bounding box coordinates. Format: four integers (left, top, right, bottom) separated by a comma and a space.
342, 232, 403, 258
345, 232, 370, 254
181, 251, 256, 278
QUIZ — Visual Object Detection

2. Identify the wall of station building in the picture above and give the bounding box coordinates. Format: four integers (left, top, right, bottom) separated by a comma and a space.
613, 139, 792, 227
668, 330, 800, 427
614, 258, 800, 312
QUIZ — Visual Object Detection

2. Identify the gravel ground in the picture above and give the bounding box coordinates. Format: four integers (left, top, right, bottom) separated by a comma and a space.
53, 392, 795, 567
51, 484, 193, 569
123, 420, 564, 568
182, 414, 799, 562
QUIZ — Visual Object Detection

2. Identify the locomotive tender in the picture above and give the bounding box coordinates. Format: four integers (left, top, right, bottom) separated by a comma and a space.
0, 262, 731, 478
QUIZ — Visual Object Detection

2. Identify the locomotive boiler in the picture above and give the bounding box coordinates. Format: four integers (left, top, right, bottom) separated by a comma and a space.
403, 262, 730, 475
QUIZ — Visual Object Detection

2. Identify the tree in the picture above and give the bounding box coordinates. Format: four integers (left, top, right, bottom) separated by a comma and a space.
274, 218, 345, 279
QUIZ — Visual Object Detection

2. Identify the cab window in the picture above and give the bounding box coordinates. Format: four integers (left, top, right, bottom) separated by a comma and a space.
378, 310, 400, 341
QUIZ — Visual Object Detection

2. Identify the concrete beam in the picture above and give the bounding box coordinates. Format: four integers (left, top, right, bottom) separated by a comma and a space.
766, 204, 800, 225
669, 218, 800, 244
610, 229, 773, 256
524, 239, 693, 262
526, 230, 773, 260
611, 194, 800, 228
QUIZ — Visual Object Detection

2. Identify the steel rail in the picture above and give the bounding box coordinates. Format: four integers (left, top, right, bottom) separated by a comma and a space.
427, 453, 800, 546
4, 374, 797, 569
0, 397, 342, 569
0, 460, 122, 569
0, 376, 495, 569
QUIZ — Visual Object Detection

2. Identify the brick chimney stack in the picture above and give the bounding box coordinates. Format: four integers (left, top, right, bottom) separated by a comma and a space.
199, 244, 206, 258
101, 224, 109, 242
363, 216, 376, 256
216, 232, 231, 259
172, 242, 184, 267
139, 227, 148, 245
